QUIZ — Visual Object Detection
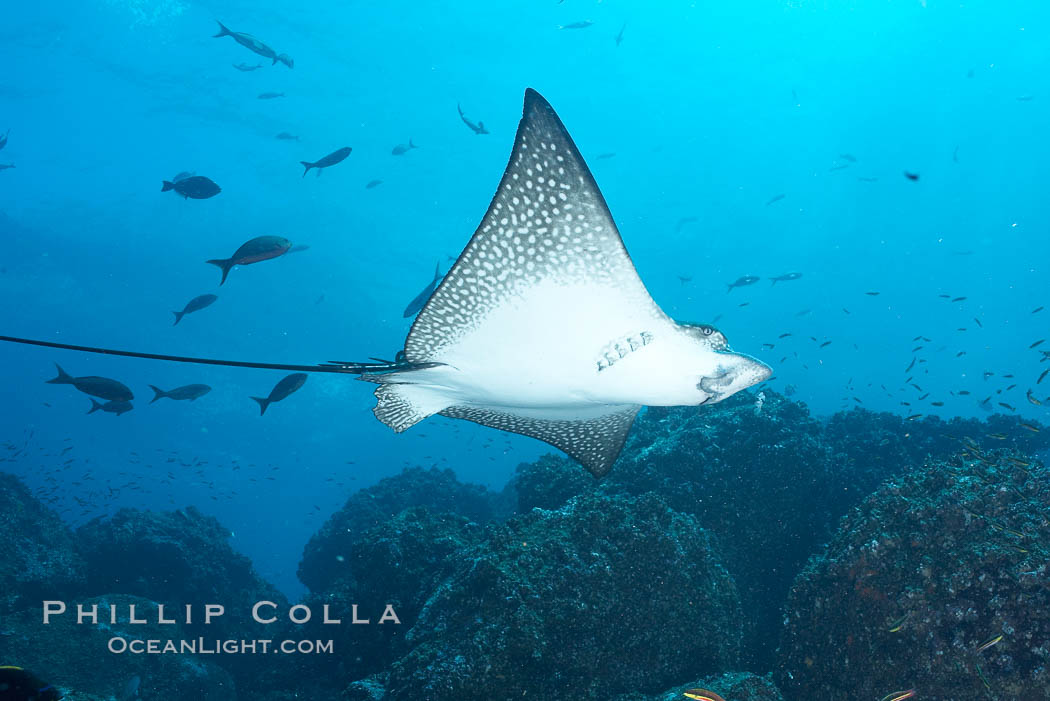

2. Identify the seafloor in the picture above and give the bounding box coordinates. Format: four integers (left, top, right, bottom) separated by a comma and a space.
2, 390, 1048, 700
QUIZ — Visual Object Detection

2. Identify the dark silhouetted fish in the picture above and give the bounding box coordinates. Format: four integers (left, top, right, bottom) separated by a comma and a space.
0, 164, 15, 171
391, 139, 418, 155
559, 20, 594, 29
0, 666, 62, 701
233, 62, 262, 71
207, 236, 291, 285
770, 272, 802, 285
300, 147, 351, 177
765, 194, 785, 206
275, 132, 300, 141
903, 171, 920, 181
88, 398, 133, 416
258, 92, 285, 100
457, 103, 489, 134
161, 175, 221, 200
0, 129, 9, 150
615, 22, 627, 46
173, 294, 218, 325
252, 373, 307, 415
47, 364, 133, 401
213, 21, 293, 68
403, 263, 442, 318
727, 275, 760, 292
366, 179, 383, 189
149, 384, 211, 403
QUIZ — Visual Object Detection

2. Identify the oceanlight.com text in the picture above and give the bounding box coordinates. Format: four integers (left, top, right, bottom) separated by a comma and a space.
107, 637, 335, 655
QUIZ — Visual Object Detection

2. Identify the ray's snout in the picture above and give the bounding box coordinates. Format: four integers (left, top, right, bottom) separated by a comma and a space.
698, 353, 772, 402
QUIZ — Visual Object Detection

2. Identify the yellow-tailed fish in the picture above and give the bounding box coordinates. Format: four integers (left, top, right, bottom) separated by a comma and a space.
682, 690, 727, 701
976, 634, 1004, 652
880, 690, 917, 701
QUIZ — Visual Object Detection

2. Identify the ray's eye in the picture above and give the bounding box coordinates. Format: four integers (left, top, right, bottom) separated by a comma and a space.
701, 326, 713, 335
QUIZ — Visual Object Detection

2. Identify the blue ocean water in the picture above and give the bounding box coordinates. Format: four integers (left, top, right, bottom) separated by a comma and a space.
1, 0, 1047, 605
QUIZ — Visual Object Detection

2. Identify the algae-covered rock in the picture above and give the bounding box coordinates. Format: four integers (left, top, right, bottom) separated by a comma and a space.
299, 467, 503, 593
776, 452, 1050, 700
384, 492, 742, 700
0, 472, 87, 615
0, 594, 235, 699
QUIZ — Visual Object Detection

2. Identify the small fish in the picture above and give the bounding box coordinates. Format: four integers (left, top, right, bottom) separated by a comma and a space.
880, 691, 916, 701
765, 193, 786, 206
149, 384, 211, 403
779, 333, 793, 339
392, 138, 418, 156
559, 20, 594, 29
1030, 339, 1045, 349
161, 175, 221, 200
404, 263, 443, 317
839, 153, 857, 162
301, 146, 352, 177
887, 613, 909, 632
682, 690, 726, 701
214, 21, 293, 68
829, 163, 851, 171
88, 398, 134, 416
233, 62, 262, 71
865, 291, 880, 296
173, 294, 218, 325
257, 92, 285, 99
974, 317, 983, 328
457, 103, 489, 135
251, 373, 307, 415
906, 414, 923, 421
956, 351, 966, 357
931, 401, 944, 407
999, 402, 1015, 411
595, 152, 616, 159
275, 132, 300, 141
1038, 369, 1048, 384
820, 341, 832, 348
0, 666, 62, 701
770, 272, 802, 285
47, 364, 133, 401
207, 235, 292, 285
988, 432, 1007, 440
0, 164, 14, 171
903, 171, 920, 181
677, 275, 692, 285
0, 129, 9, 150
365, 179, 383, 189
727, 275, 760, 292
796, 309, 811, 317
1033, 306, 1044, 314
614, 22, 627, 46
1020, 422, 1040, 433
951, 296, 967, 302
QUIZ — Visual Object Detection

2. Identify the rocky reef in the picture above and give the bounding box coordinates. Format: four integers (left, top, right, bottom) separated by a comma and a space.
298, 466, 505, 594
775, 448, 1050, 700
0, 471, 86, 615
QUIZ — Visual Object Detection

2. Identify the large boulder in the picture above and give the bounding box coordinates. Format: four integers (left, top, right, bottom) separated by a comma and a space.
383, 492, 742, 700
776, 451, 1050, 699
299, 467, 503, 593
0, 472, 86, 615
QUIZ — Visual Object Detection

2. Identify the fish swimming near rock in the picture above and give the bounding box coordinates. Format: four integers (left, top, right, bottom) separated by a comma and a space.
403, 263, 442, 318
207, 236, 291, 285
161, 175, 221, 200
252, 373, 307, 415
300, 147, 351, 177
173, 294, 218, 325
213, 21, 293, 68
391, 139, 418, 155
47, 364, 133, 401
0, 90, 771, 477
88, 398, 133, 416
149, 384, 211, 403
727, 275, 761, 291
0, 666, 63, 700
457, 103, 489, 135
233, 62, 262, 71
770, 272, 803, 285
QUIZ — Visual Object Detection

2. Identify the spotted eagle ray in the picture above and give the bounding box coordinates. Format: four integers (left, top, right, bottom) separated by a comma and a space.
0, 89, 771, 477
